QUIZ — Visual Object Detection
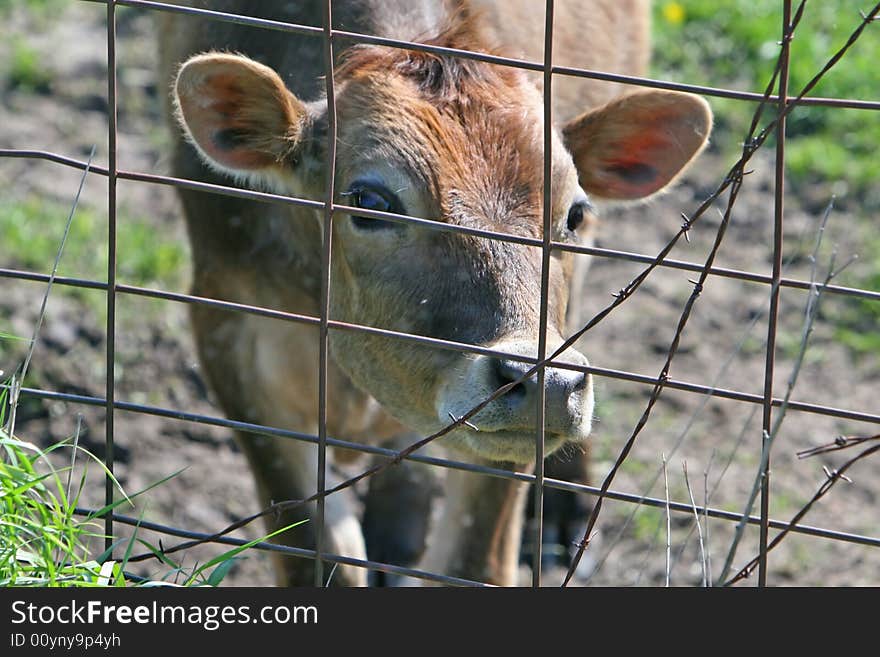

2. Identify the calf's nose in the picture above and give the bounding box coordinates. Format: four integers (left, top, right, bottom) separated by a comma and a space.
449, 339, 592, 435
489, 357, 588, 416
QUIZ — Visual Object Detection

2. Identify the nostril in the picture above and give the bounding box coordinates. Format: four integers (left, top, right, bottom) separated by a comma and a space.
492, 359, 531, 402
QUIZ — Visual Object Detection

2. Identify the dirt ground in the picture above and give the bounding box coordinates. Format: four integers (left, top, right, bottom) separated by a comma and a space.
1, 3, 878, 586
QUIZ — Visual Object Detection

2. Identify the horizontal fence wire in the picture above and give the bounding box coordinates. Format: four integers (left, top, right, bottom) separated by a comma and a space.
9, 384, 880, 554
77, 0, 880, 110
2, 265, 879, 427
64, 493, 880, 589
3, 150, 880, 305
1, 0, 878, 586
70, 507, 492, 587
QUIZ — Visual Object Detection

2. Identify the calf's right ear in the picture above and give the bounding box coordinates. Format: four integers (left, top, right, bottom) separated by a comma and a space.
562, 90, 713, 201
173, 53, 313, 176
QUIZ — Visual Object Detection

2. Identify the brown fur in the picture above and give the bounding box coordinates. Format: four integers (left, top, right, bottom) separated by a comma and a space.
160, 0, 711, 586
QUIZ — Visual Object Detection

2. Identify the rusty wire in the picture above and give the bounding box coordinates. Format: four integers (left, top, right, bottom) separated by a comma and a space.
4, 151, 880, 304
1, 0, 879, 587
532, 0, 558, 588
562, 0, 880, 586
313, 0, 339, 589
759, 0, 795, 588
724, 440, 880, 586
10, 383, 880, 550
797, 433, 880, 459
103, 0, 119, 553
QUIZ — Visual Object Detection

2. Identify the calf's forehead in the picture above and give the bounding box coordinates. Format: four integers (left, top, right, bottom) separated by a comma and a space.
334, 55, 580, 219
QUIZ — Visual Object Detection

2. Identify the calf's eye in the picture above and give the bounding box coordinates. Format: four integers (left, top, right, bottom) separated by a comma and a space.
566, 202, 586, 232
354, 188, 392, 213
344, 180, 404, 231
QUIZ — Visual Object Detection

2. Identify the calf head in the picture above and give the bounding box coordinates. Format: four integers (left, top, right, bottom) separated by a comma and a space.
172, 24, 712, 464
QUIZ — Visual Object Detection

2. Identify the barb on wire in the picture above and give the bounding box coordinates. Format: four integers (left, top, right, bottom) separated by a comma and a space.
563, 1, 880, 587
797, 433, 880, 459
4, 0, 877, 586
716, 198, 856, 584
724, 440, 880, 586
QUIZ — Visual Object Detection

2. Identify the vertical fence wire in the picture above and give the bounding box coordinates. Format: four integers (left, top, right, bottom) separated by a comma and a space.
103, 0, 118, 554
532, 0, 558, 589
759, 0, 794, 587
315, 0, 339, 587
2, 0, 878, 586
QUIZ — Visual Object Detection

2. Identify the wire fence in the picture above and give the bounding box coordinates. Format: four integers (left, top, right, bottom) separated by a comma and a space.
2, 0, 880, 587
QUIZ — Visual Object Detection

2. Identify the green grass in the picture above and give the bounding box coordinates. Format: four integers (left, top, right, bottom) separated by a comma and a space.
653, 1, 880, 203
0, 0, 65, 18
1, 367, 300, 586
1, 427, 234, 587
654, 0, 880, 364
831, 234, 880, 357
0, 429, 303, 586
0, 197, 188, 310
0, 371, 122, 586
1, 436, 121, 587
7, 38, 53, 93
6, 38, 52, 93
631, 505, 666, 544
1, 366, 139, 586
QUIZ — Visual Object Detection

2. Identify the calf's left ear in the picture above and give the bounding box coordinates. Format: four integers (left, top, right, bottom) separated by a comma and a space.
173, 52, 314, 176
562, 90, 713, 201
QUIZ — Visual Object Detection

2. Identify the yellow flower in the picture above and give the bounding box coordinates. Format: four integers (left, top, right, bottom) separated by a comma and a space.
662, 2, 686, 25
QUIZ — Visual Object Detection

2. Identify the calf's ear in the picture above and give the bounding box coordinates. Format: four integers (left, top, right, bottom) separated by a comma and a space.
173, 53, 313, 175
562, 90, 713, 201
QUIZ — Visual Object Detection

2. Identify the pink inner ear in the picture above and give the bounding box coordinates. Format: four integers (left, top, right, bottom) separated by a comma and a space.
566, 90, 712, 201
598, 132, 682, 198
179, 74, 276, 170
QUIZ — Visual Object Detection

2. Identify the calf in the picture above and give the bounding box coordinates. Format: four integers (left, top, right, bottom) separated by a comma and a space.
159, 0, 711, 585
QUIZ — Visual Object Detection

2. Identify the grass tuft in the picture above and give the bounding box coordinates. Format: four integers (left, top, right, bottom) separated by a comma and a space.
653, 0, 880, 203
7, 38, 53, 93
0, 429, 116, 587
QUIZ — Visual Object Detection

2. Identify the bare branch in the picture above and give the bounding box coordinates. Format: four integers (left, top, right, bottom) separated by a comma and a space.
724, 442, 880, 586
703, 453, 715, 586
663, 454, 671, 588
5, 147, 95, 437
683, 461, 708, 587
563, 2, 880, 587
717, 198, 839, 584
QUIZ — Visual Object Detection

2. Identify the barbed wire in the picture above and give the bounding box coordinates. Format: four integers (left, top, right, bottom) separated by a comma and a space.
1, 0, 879, 587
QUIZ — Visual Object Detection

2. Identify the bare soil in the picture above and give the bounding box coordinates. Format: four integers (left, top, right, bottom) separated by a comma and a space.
1, 3, 878, 586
